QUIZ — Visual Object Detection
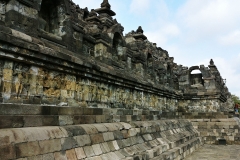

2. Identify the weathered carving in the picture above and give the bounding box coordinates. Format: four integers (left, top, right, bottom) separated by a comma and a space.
43, 71, 61, 98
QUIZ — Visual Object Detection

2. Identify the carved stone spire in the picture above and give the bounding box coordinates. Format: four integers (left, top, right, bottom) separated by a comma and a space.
95, 0, 116, 17
210, 59, 214, 65
136, 26, 144, 34
101, 0, 111, 9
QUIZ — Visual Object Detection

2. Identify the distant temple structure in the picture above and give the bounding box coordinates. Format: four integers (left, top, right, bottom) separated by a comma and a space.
0, 0, 231, 112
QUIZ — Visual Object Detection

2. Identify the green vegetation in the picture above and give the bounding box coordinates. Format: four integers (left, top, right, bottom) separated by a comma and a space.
232, 94, 240, 105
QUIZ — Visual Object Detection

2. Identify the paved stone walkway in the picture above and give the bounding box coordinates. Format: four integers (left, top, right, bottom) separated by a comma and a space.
185, 145, 240, 160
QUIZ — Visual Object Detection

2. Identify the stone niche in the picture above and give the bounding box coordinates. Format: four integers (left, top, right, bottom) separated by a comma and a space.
38, 0, 67, 37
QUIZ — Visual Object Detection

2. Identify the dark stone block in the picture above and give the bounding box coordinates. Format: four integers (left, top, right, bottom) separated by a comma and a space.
63, 125, 86, 137
61, 137, 78, 150
119, 115, 126, 122
124, 109, 133, 115
83, 108, 94, 115
131, 115, 137, 121
0, 116, 24, 129
113, 130, 124, 140
90, 133, 104, 144
42, 116, 59, 126
93, 108, 103, 115
73, 115, 96, 124
142, 110, 149, 115
24, 116, 43, 127
0, 145, 16, 159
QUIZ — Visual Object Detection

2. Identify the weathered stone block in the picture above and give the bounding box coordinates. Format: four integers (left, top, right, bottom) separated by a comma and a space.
90, 133, 104, 144
100, 142, 111, 153
103, 132, 114, 142
66, 149, 78, 160
39, 139, 61, 154
0, 116, 24, 128
59, 115, 73, 126
75, 147, 87, 159
16, 141, 41, 158
63, 125, 86, 137
74, 135, 91, 147
84, 146, 95, 158
81, 125, 98, 134
0, 144, 16, 160
23, 116, 43, 127
92, 124, 108, 133
54, 151, 67, 160
92, 144, 103, 156
61, 137, 78, 150
42, 153, 54, 160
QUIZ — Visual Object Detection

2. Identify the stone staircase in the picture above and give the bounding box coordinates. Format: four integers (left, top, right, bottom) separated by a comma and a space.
0, 104, 204, 160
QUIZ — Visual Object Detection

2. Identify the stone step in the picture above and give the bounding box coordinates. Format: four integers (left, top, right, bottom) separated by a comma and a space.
151, 137, 203, 160
0, 104, 161, 116
0, 119, 201, 160
0, 114, 163, 129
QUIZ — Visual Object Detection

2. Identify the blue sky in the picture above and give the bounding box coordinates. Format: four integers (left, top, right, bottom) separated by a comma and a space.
73, 0, 240, 98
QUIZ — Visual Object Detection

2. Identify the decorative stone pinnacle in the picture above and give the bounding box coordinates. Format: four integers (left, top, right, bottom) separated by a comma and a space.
210, 59, 214, 65
101, 0, 111, 9
136, 26, 144, 33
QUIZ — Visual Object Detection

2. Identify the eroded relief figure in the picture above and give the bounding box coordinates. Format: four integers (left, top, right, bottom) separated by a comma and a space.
36, 68, 44, 96
43, 71, 61, 98
82, 79, 90, 102
75, 78, 84, 102
12, 63, 30, 99
89, 81, 97, 102
61, 75, 76, 99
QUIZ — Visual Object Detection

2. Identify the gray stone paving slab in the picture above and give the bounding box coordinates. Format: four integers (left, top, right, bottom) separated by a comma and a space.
185, 145, 240, 160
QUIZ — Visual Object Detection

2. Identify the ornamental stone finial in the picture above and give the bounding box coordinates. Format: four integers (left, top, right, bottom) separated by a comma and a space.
136, 26, 144, 33
210, 59, 214, 65
101, 0, 111, 9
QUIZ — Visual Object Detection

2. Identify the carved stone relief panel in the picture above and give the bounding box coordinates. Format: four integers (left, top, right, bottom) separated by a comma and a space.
43, 71, 61, 98
2, 60, 13, 100
61, 74, 76, 100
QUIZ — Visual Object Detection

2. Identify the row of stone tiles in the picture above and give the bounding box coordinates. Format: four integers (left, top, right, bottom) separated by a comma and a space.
151, 138, 202, 160
0, 120, 199, 159
0, 104, 229, 118
0, 114, 169, 129
13, 137, 202, 160
189, 118, 240, 145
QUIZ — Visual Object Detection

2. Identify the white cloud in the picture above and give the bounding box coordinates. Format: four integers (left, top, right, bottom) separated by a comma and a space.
178, 0, 240, 40
130, 0, 150, 15
220, 30, 240, 46
145, 23, 180, 46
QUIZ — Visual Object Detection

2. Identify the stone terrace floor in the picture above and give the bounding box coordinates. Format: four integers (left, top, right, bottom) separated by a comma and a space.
184, 144, 240, 160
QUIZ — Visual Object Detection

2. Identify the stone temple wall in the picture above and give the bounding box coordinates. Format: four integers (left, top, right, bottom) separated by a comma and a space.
0, 0, 231, 112
0, 57, 179, 111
